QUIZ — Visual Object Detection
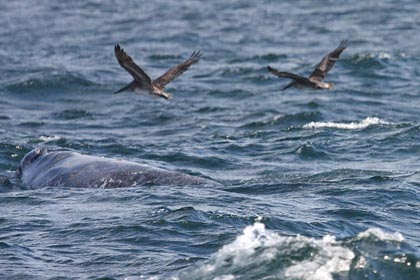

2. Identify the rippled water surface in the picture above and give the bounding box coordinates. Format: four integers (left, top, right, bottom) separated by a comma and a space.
1, 1, 419, 279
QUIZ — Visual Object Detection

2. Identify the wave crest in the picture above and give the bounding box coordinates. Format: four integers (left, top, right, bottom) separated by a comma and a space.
176, 223, 417, 280
303, 117, 390, 130
177, 222, 355, 280
6, 72, 98, 93
356, 227, 404, 242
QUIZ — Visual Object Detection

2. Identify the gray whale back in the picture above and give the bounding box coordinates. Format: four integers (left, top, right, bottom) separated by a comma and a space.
18, 148, 212, 188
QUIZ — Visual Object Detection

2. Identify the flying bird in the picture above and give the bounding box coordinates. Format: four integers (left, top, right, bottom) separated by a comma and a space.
267, 39, 350, 90
114, 44, 202, 99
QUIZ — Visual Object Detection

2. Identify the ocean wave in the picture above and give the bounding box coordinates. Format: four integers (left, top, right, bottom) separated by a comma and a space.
342, 52, 395, 73
177, 222, 354, 280
39, 135, 61, 142
352, 52, 392, 62
176, 223, 418, 280
355, 227, 404, 242
228, 53, 288, 63
294, 143, 329, 159
148, 54, 182, 60
6, 72, 98, 93
241, 111, 322, 130
52, 109, 93, 120
345, 52, 394, 68
303, 117, 390, 130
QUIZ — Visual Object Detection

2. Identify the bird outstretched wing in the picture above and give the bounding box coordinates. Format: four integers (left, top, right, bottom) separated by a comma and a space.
153, 51, 202, 89
114, 44, 152, 87
309, 39, 350, 82
267, 66, 313, 86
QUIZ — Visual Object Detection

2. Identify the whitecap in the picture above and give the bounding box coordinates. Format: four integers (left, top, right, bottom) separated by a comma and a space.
356, 227, 404, 242
303, 117, 390, 130
377, 52, 391, 59
353, 52, 392, 62
178, 222, 355, 280
39, 135, 61, 142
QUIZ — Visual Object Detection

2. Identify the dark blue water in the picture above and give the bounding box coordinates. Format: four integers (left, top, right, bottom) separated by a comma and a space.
1, 1, 419, 279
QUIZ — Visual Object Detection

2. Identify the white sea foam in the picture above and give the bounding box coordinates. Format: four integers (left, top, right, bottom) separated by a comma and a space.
284, 234, 355, 280
377, 52, 391, 59
354, 52, 392, 61
303, 117, 390, 130
176, 224, 410, 280
180, 222, 355, 280
356, 227, 404, 242
39, 135, 61, 142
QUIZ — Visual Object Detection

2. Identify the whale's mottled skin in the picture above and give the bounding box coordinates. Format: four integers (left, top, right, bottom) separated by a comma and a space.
17, 148, 213, 188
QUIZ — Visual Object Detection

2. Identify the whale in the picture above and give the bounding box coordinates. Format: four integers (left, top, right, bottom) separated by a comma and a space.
17, 148, 214, 188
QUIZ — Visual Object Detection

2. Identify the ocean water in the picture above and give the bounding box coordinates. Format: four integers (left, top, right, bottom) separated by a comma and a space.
1, 0, 419, 279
